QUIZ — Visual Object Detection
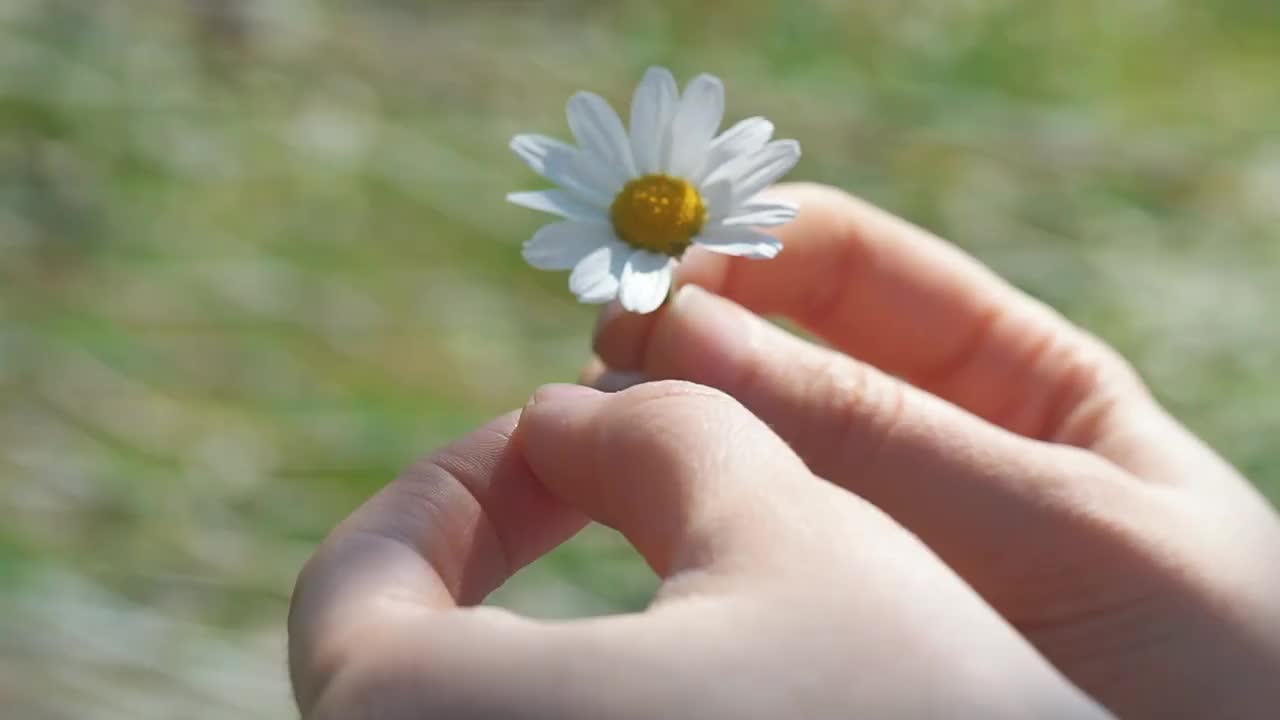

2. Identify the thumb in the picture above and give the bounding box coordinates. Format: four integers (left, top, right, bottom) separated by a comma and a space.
516, 381, 863, 579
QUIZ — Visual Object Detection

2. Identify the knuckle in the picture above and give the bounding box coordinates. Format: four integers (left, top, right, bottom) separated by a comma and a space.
616, 379, 742, 420
912, 302, 1005, 390
970, 301, 1150, 441
599, 380, 752, 459
1039, 335, 1149, 444
800, 351, 909, 475
1075, 337, 1144, 394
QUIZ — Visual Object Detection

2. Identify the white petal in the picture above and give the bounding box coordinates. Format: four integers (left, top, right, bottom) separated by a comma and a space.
629, 67, 679, 176
568, 151, 627, 203
510, 134, 572, 172
700, 177, 734, 220
618, 251, 674, 314
509, 134, 614, 206
703, 139, 801, 207
742, 198, 799, 212
665, 73, 724, 179
718, 200, 798, 228
697, 117, 773, 184
522, 221, 614, 270
569, 240, 629, 304
695, 226, 784, 259
507, 190, 609, 222
567, 92, 637, 185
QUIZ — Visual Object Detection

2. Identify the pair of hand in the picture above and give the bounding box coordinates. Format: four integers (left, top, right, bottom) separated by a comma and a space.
289, 185, 1280, 718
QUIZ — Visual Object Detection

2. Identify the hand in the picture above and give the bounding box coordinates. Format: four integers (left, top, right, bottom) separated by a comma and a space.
586, 183, 1280, 719
288, 382, 1109, 719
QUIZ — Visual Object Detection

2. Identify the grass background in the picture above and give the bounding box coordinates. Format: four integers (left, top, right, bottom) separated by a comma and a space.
2, 1, 1278, 716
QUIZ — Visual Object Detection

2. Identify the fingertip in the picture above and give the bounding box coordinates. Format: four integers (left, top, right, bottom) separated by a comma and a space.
592, 299, 664, 371
592, 244, 743, 372
578, 355, 607, 385
516, 380, 790, 574
519, 383, 607, 463
528, 382, 603, 408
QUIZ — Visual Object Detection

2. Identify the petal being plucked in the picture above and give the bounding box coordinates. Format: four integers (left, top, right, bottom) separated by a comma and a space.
718, 199, 799, 228
665, 73, 724, 179
617, 250, 675, 314
696, 116, 773, 185
567, 92, 637, 186
522, 221, 615, 270
702, 139, 801, 208
507, 189, 609, 222
694, 225, 784, 259
569, 240, 629, 304
629, 67, 679, 176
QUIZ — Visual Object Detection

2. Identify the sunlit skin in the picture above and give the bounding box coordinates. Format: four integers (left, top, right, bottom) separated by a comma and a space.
588, 183, 1280, 719
289, 383, 1110, 719
609, 174, 706, 257
289, 184, 1280, 719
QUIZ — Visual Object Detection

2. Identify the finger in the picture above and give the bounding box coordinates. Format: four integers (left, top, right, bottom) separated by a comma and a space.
597, 183, 1148, 448
294, 387, 1109, 719
516, 381, 884, 581
288, 406, 756, 718
596, 287, 1168, 606
288, 411, 587, 712
298, 383, 903, 719
516, 381, 1118, 719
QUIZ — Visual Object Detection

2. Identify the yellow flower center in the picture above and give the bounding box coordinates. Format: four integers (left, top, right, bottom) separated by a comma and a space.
609, 174, 706, 257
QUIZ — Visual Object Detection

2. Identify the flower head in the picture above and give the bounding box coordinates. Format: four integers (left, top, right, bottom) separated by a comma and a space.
508, 67, 801, 314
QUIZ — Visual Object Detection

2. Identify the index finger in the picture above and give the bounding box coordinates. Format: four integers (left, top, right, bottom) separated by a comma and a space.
597, 183, 1146, 445
287, 411, 587, 712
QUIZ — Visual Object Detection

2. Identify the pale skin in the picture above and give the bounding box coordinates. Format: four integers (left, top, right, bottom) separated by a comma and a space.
289, 184, 1280, 718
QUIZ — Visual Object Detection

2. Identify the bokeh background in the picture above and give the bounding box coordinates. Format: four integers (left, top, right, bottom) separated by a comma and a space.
2, 1, 1278, 717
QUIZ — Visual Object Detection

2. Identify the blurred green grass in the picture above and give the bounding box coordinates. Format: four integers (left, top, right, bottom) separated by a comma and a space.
2, 0, 1278, 716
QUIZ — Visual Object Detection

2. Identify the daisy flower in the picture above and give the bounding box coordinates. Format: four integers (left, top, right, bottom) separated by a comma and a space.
507, 66, 801, 314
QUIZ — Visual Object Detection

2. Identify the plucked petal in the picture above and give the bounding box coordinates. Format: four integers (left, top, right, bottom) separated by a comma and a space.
569, 240, 629, 304
522, 221, 614, 270
629, 67, 679, 176
567, 92, 637, 186
718, 200, 799, 228
618, 251, 674, 314
509, 134, 615, 206
665, 74, 724, 179
697, 117, 773, 185
695, 225, 784, 258
507, 190, 609, 222
702, 139, 801, 207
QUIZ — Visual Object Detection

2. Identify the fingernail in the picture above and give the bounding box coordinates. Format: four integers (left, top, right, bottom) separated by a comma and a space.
593, 370, 646, 393
528, 383, 603, 408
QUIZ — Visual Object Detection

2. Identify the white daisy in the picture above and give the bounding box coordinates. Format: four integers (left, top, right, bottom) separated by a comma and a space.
507, 66, 801, 314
